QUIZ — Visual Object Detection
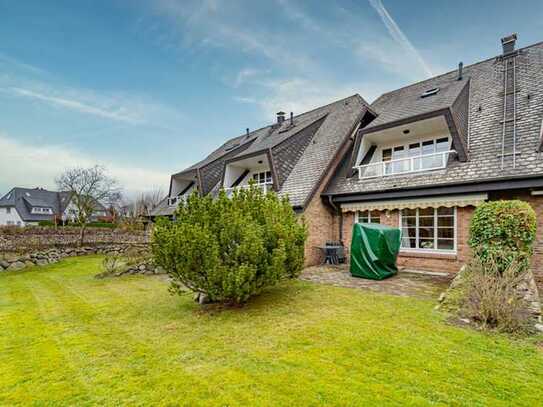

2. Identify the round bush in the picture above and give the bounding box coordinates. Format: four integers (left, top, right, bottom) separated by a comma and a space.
469, 200, 536, 273
151, 186, 307, 304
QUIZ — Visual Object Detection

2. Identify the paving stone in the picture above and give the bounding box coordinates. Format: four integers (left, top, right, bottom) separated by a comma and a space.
300, 265, 453, 300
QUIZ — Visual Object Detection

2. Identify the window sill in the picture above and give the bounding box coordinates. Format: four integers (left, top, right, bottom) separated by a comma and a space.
398, 250, 457, 260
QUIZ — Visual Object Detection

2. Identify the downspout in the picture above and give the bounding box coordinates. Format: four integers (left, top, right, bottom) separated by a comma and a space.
327, 195, 343, 242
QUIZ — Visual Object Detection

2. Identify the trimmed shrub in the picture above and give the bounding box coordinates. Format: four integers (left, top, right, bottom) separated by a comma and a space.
469, 200, 536, 273
152, 186, 307, 304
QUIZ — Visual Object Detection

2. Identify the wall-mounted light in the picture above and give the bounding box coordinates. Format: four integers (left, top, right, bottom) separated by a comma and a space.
257, 160, 263, 164
403, 129, 410, 135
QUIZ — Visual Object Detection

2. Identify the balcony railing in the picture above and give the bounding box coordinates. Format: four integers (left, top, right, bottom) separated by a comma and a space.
355, 150, 455, 180
224, 182, 273, 197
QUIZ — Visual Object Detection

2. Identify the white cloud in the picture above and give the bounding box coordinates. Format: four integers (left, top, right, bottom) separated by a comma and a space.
7, 87, 146, 125
153, 0, 318, 73
368, 0, 433, 78
0, 132, 170, 197
234, 68, 268, 88
235, 77, 382, 119
0, 52, 49, 76
0, 74, 185, 132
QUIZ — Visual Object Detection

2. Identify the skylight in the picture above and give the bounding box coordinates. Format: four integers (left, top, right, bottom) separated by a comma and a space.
421, 87, 440, 98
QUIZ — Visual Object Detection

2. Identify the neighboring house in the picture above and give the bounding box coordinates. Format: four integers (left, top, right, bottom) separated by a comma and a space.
153, 34, 543, 287
323, 34, 543, 286
151, 95, 375, 264
0, 187, 107, 226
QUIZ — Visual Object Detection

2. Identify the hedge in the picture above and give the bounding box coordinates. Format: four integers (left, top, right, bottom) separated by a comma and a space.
468, 200, 536, 273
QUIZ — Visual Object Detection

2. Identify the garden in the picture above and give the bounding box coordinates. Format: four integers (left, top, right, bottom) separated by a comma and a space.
1, 189, 543, 405
1, 256, 542, 406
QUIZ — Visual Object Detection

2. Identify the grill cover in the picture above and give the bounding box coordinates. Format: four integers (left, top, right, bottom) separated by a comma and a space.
350, 223, 401, 280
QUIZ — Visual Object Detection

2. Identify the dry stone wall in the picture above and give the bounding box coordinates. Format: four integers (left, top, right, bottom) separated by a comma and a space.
0, 226, 149, 253
0, 244, 148, 272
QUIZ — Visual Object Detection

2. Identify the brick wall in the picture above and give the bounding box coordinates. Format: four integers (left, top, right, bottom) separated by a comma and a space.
335, 193, 543, 288
301, 125, 357, 266
340, 206, 475, 274
302, 196, 338, 266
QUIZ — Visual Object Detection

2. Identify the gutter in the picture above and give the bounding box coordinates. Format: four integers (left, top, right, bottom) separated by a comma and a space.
324, 174, 543, 204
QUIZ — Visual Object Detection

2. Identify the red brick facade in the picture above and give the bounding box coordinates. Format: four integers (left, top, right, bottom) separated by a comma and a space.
340, 207, 474, 274
303, 195, 339, 266
328, 192, 543, 288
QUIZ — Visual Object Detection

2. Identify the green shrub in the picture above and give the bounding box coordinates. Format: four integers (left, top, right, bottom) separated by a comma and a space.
469, 200, 536, 273
152, 186, 307, 304
96, 253, 123, 278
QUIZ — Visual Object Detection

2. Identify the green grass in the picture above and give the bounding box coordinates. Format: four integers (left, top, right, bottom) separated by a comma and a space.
1, 256, 542, 406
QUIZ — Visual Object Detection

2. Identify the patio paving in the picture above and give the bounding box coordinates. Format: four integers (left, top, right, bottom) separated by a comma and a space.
300, 265, 453, 300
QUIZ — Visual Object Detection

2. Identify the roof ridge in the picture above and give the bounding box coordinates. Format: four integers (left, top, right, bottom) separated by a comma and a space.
228, 93, 364, 143
373, 40, 543, 103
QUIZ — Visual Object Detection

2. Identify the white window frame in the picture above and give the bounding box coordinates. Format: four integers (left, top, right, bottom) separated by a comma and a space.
398, 207, 457, 254
251, 170, 272, 185
355, 210, 381, 224
381, 136, 450, 163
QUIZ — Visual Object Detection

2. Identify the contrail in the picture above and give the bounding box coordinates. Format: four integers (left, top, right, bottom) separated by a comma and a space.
368, 0, 433, 78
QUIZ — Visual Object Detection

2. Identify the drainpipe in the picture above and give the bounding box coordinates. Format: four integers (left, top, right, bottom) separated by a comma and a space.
327, 195, 343, 242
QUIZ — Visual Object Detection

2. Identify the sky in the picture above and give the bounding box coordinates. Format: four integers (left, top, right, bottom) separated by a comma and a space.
1, 0, 542, 197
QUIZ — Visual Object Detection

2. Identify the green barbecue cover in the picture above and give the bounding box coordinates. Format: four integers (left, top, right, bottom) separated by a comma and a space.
350, 223, 401, 280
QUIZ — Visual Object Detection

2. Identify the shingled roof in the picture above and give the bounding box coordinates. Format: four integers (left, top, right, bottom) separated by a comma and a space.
325, 41, 543, 198
0, 187, 107, 222
152, 94, 372, 216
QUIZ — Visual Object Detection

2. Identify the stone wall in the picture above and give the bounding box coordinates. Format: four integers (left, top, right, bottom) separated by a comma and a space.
0, 226, 149, 253
0, 244, 148, 272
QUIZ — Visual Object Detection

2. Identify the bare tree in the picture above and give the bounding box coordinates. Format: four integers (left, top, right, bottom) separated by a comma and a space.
122, 188, 164, 219
136, 188, 164, 217
56, 166, 121, 245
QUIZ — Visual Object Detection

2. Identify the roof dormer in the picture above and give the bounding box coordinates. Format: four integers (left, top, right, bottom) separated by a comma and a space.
350, 77, 470, 180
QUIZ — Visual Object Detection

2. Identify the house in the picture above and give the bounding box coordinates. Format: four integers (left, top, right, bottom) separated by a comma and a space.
323, 34, 543, 286
151, 95, 376, 264
0, 187, 108, 226
153, 34, 543, 286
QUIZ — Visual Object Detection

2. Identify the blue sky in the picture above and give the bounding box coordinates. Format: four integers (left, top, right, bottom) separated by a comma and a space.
1, 0, 542, 197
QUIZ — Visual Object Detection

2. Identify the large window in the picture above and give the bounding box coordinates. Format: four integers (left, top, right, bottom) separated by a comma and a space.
400, 207, 456, 252
382, 137, 450, 175
356, 210, 380, 224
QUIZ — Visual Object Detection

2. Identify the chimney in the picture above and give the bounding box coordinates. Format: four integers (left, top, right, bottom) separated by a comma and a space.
501, 33, 517, 55
457, 62, 463, 80
290, 112, 294, 125
246, 128, 250, 136
276, 111, 285, 124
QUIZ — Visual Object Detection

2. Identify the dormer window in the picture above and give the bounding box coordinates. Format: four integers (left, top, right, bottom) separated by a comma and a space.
356, 136, 453, 179
421, 87, 440, 98
31, 207, 53, 214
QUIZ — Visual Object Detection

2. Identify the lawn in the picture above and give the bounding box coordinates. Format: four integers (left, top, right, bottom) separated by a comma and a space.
1, 256, 542, 406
